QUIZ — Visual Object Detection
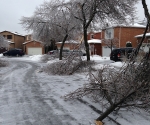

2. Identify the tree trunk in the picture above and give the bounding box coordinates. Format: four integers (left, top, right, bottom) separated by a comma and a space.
83, 28, 90, 61
142, 0, 150, 21
96, 104, 116, 121
59, 34, 68, 60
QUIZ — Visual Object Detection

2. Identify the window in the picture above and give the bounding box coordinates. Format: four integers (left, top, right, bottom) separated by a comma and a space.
7, 35, 12, 39
3, 35, 6, 38
105, 28, 114, 39
90, 34, 94, 39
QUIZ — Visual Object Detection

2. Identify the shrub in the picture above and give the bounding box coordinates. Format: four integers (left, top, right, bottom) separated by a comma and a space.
64, 55, 150, 121
40, 54, 56, 62
0, 59, 9, 67
42, 56, 95, 75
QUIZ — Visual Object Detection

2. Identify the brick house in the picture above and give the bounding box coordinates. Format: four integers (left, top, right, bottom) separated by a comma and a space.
23, 40, 45, 55
22, 34, 46, 55
87, 32, 102, 40
135, 32, 150, 52
101, 24, 146, 48
87, 32, 102, 56
0, 31, 25, 50
88, 39, 102, 55
87, 23, 146, 56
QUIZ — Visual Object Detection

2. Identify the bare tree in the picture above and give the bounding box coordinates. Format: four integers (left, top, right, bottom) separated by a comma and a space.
0, 35, 9, 48
64, 52, 150, 122
142, 0, 150, 21
49, 2, 81, 60
20, 0, 81, 60
64, 0, 150, 123
69, 0, 138, 61
21, 0, 138, 61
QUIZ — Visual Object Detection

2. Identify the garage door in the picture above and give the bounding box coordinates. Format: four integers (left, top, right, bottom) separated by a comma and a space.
28, 48, 42, 55
102, 46, 112, 57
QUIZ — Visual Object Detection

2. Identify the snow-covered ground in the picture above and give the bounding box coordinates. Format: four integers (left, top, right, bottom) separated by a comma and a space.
0, 54, 149, 125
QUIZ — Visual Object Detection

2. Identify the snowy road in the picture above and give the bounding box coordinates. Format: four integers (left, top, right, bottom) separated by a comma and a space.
0, 60, 80, 125
0, 56, 150, 125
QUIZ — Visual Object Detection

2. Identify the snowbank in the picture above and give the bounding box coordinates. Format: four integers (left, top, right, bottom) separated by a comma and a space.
0, 54, 3, 58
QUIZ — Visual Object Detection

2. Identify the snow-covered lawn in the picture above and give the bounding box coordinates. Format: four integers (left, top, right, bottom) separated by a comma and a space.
0, 54, 150, 125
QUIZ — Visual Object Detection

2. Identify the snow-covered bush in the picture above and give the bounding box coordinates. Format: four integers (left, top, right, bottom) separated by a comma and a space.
0, 35, 9, 48
136, 49, 146, 62
40, 54, 56, 62
42, 56, 95, 75
64, 54, 150, 121
0, 59, 9, 67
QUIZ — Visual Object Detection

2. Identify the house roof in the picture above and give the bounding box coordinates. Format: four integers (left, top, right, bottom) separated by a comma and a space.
103, 23, 146, 30
126, 23, 146, 28
135, 33, 150, 38
0, 30, 25, 37
88, 39, 101, 44
23, 40, 43, 45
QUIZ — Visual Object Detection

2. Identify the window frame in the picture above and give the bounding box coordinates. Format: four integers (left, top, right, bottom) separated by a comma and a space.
7, 35, 12, 39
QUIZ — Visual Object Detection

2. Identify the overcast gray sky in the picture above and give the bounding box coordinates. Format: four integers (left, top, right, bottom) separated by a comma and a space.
0, 0, 149, 35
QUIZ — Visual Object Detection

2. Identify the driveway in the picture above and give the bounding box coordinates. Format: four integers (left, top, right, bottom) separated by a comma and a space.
0, 57, 149, 125
0, 60, 79, 125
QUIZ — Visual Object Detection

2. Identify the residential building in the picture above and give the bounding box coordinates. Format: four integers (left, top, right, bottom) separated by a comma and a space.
23, 40, 45, 55
88, 39, 102, 56
87, 23, 147, 56
87, 32, 102, 56
101, 23, 146, 48
135, 32, 150, 52
0, 31, 25, 50
87, 32, 102, 40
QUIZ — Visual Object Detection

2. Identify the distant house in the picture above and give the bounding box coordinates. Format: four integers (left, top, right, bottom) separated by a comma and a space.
23, 40, 45, 55
7, 40, 15, 49
88, 23, 146, 56
88, 39, 102, 56
56, 40, 80, 50
101, 23, 146, 48
87, 32, 102, 40
0, 31, 25, 50
135, 32, 150, 52
87, 32, 102, 56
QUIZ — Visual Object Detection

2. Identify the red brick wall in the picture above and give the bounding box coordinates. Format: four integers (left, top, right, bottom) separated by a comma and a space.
90, 43, 102, 56
87, 32, 102, 40
136, 36, 150, 43
101, 27, 145, 48
114, 27, 145, 48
